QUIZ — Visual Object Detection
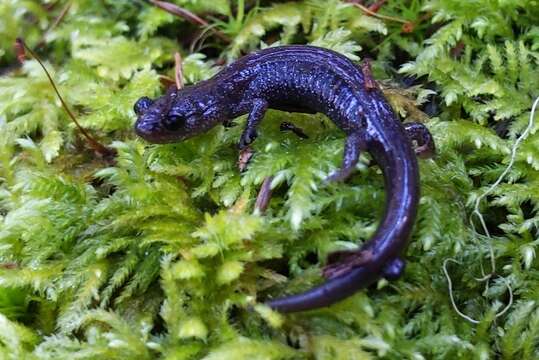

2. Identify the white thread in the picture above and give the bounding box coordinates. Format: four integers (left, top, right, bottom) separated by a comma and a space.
443, 258, 513, 324
444, 96, 539, 323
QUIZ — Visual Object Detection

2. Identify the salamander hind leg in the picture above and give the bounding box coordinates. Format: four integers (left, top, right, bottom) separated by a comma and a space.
325, 131, 365, 183
404, 122, 435, 159
322, 249, 374, 279
323, 253, 405, 281
239, 98, 268, 150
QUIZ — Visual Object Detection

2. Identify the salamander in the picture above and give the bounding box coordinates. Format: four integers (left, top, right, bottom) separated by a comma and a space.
133, 45, 435, 313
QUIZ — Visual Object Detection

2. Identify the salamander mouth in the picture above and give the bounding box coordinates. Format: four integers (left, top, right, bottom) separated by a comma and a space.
135, 119, 180, 144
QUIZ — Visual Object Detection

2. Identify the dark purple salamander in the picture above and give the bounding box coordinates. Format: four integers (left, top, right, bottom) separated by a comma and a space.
134, 45, 435, 313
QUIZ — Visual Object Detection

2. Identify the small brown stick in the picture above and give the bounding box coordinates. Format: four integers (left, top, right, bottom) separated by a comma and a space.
346, 0, 408, 24
238, 146, 254, 172
158, 74, 176, 88
174, 52, 184, 90
0, 262, 18, 270
14, 39, 26, 64
360, 58, 377, 91
35, 1, 72, 49
148, 0, 230, 43
254, 176, 273, 214
149, 0, 207, 26
16, 38, 114, 158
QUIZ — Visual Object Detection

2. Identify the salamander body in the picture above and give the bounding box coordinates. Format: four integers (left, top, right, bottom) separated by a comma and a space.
134, 45, 434, 313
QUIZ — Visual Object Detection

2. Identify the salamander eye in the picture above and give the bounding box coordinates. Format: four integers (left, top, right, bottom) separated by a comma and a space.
163, 114, 184, 131
134, 97, 154, 115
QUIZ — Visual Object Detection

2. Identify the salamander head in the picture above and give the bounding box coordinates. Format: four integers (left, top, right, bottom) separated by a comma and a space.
134, 86, 223, 144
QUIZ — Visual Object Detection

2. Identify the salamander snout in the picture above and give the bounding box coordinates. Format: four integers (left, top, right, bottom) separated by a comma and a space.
134, 87, 226, 144
134, 96, 177, 143
134, 92, 206, 144
134, 96, 163, 142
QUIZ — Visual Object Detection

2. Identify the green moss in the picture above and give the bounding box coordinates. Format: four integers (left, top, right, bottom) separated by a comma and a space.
1, 0, 539, 358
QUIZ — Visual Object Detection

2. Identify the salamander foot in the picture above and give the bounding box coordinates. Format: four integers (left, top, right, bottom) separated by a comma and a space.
382, 257, 406, 280
324, 131, 364, 183
404, 122, 435, 159
239, 128, 258, 149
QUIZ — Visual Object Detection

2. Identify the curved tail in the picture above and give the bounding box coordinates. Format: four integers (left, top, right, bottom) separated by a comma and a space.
266, 119, 420, 313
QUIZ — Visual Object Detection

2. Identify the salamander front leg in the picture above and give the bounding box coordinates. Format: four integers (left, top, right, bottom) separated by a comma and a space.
325, 131, 364, 182
238, 98, 268, 149
404, 122, 435, 159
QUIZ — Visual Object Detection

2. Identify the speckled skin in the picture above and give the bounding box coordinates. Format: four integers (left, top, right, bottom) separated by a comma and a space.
134, 45, 434, 313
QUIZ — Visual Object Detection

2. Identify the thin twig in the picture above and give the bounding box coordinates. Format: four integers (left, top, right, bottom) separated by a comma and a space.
0, 262, 18, 269
14, 39, 26, 64
254, 176, 274, 214
158, 74, 176, 88
147, 0, 230, 42
149, 0, 208, 25
346, 0, 408, 24
174, 52, 184, 90
16, 38, 113, 157
36, 1, 72, 49
238, 146, 255, 172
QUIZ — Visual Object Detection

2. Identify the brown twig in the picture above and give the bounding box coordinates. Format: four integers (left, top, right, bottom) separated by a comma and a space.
360, 58, 377, 91
14, 39, 26, 64
148, 0, 230, 43
158, 74, 176, 88
254, 176, 274, 214
0, 262, 18, 270
35, 1, 72, 50
346, 0, 408, 24
16, 38, 114, 158
149, 0, 208, 26
174, 52, 184, 90
238, 146, 254, 172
